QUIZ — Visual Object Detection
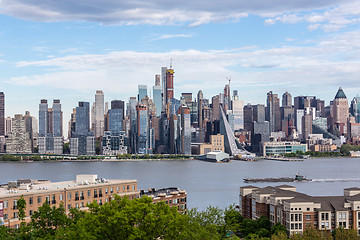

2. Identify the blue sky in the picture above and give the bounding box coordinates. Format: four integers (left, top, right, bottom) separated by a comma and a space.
1, 0, 360, 135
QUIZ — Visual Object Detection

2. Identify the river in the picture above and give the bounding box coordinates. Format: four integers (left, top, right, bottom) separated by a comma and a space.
0, 157, 359, 210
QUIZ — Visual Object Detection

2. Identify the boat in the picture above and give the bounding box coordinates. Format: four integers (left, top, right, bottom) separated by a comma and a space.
243, 174, 312, 183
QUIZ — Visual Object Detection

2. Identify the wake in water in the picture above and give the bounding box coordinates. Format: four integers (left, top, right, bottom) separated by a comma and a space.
312, 178, 360, 182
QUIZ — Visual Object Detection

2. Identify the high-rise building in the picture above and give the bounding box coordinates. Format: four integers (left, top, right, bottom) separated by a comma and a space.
282, 92, 292, 107
332, 87, 349, 135
70, 101, 95, 155
5, 117, 11, 136
39, 99, 48, 137
137, 104, 148, 154
111, 100, 125, 119
6, 114, 32, 153
266, 91, 281, 132
243, 104, 253, 132
138, 85, 147, 103
351, 96, 360, 123
165, 68, 174, 115
198, 90, 204, 143
94, 90, 104, 138
231, 91, 244, 131
253, 104, 265, 123
224, 84, 231, 111
180, 105, 191, 154
0, 92, 4, 136
211, 95, 220, 121
52, 100, 62, 137
153, 78, 162, 117
108, 108, 123, 134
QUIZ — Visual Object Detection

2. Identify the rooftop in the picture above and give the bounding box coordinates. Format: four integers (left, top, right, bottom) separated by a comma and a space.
334, 87, 347, 99
0, 175, 137, 198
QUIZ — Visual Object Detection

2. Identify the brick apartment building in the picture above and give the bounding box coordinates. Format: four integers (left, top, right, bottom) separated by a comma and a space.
240, 185, 360, 235
140, 187, 187, 212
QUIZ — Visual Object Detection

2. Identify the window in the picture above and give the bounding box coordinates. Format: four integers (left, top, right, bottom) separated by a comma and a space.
13, 212, 18, 219
29, 210, 33, 216
4, 200, 8, 209
28, 197, 33, 205
133, 185, 135, 191
80, 202, 84, 208
68, 193, 72, 200
75, 192, 79, 201
99, 189, 103, 197
94, 189, 98, 198
75, 203, 79, 209
80, 191, 84, 200
52, 195, 56, 204
13, 200, 17, 210
4, 214, 8, 220
37, 196, 42, 204
88, 190, 91, 197
45, 196, 50, 204
123, 186, 125, 191
60, 194, 63, 201
110, 188, 113, 193
306, 215, 311, 220
99, 199, 102, 205
15, 224, 19, 229
127, 185, 130, 190
68, 204, 71, 210
117, 186, 119, 192
105, 188, 108, 194
307, 208, 310, 211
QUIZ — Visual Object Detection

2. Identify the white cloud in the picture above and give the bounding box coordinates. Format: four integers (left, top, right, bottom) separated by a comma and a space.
8, 30, 360, 102
154, 34, 193, 40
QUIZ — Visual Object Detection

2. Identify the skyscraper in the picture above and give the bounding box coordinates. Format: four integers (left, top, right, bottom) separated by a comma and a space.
350, 96, 360, 123
197, 90, 204, 143
153, 76, 162, 117
282, 92, 292, 107
332, 87, 349, 135
137, 104, 148, 154
266, 91, 281, 132
138, 85, 147, 103
39, 99, 48, 137
180, 105, 191, 154
232, 90, 244, 131
94, 90, 104, 138
165, 68, 174, 115
52, 100, 62, 137
6, 114, 32, 153
0, 92, 4, 136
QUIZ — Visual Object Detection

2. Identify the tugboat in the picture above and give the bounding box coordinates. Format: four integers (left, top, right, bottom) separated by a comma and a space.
295, 174, 311, 182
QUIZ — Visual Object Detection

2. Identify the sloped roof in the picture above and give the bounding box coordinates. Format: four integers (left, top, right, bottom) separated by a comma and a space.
335, 87, 347, 99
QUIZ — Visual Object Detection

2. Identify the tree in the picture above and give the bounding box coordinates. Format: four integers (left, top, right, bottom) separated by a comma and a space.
17, 195, 26, 226
95, 139, 101, 155
63, 142, 70, 154
271, 223, 287, 236
224, 205, 243, 236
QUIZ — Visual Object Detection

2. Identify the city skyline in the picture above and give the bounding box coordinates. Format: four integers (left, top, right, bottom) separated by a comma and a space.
0, 1, 360, 132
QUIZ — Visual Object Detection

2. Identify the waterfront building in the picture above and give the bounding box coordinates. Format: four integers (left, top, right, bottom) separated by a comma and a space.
180, 105, 191, 155
102, 131, 128, 155
196, 134, 225, 154
140, 187, 187, 213
0, 174, 138, 228
240, 185, 360, 235
0, 92, 4, 136
260, 141, 307, 156
38, 100, 63, 154
70, 102, 95, 155
136, 104, 149, 154
6, 114, 32, 154
5, 117, 11, 136
94, 90, 104, 138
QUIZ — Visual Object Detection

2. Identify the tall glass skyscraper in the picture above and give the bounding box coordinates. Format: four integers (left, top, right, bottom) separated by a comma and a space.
0, 92, 4, 136
52, 99, 62, 137
153, 85, 162, 116
138, 85, 147, 103
39, 99, 48, 137
108, 109, 123, 134
94, 90, 104, 138
137, 104, 148, 154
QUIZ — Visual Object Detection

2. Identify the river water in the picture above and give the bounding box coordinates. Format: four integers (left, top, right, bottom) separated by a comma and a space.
0, 158, 359, 210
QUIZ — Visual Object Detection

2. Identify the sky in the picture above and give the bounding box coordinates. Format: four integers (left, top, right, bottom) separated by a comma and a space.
1, 0, 360, 136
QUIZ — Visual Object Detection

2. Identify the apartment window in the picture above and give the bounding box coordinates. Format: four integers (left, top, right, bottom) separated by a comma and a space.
37, 196, 42, 204
99, 189, 103, 197
13, 200, 17, 210
291, 214, 294, 221
127, 185, 130, 190
3, 200, 8, 209
29, 210, 33, 216
15, 224, 19, 229
306, 215, 311, 220
110, 188, 113, 193
94, 189, 98, 198
59, 194, 63, 201
299, 223, 302, 229
13, 212, 18, 219
291, 223, 294, 230
105, 199, 108, 202
80, 202, 84, 208
80, 191, 84, 200
99, 199, 102, 206
295, 214, 298, 221
88, 190, 91, 197
68, 204, 71, 210
75, 203, 79, 209
29, 197, 33, 205
105, 188, 108, 194
133, 185, 135, 191
52, 195, 56, 204
68, 192, 72, 200
3, 214, 8, 220
169, 200, 172, 204
46, 196, 50, 204
123, 186, 125, 191
117, 186, 119, 192
75, 192, 79, 201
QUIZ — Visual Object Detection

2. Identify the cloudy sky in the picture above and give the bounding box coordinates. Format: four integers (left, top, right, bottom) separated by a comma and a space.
1, 0, 360, 135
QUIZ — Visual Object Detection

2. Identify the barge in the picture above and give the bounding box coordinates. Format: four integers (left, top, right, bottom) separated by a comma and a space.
243, 174, 311, 183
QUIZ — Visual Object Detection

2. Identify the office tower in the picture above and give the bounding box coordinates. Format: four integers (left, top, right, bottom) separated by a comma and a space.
282, 92, 292, 107
153, 78, 162, 117
5, 117, 11, 136
198, 90, 204, 143
111, 100, 125, 119
94, 90, 104, 138
316, 99, 325, 117
243, 104, 253, 132
24, 111, 34, 151
0, 92, 4, 136
180, 105, 191, 154
137, 104, 148, 154
253, 104, 265, 123
161, 67, 168, 112
70, 101, 95, 155
224, 84, 231, 111
232, 91, 244, 131
127, 97, 138, 153
108, 108, 123, 134
52, 100, 62, 137
332, 87, 349, 135
138, 85, 147, 103
212, 95, 220, 121
39, 99, 48, 137
302, 113, 313, 141
6, 114, 32, 153
266, 91, 281, 132
296, 109, 304, 138
251, 121, 270, 154
350, 96, 360, 123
